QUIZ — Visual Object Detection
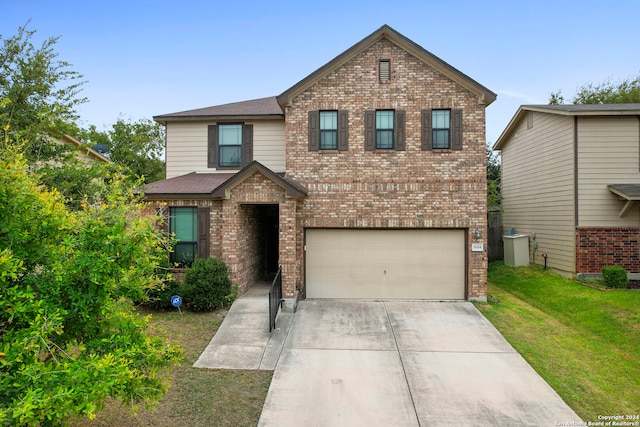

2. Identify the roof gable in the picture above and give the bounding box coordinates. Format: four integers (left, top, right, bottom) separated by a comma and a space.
277, 24, 496, 108
211, 161, 307, 199
494, 103, 640, 150
53, 133, 111, 163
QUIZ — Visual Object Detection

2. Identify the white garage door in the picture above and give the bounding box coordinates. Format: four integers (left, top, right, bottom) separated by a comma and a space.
305, 229, 466, 299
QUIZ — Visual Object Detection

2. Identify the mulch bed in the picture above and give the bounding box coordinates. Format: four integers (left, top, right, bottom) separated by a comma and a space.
628, 280, 640, 290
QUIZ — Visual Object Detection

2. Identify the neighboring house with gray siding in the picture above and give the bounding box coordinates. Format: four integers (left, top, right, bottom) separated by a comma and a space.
146, 25, 496, 308
494, 104, 640, 278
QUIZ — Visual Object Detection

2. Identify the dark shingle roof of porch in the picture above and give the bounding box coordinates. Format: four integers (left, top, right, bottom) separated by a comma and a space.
144, 162, 308, 200
145, 173, 236, 198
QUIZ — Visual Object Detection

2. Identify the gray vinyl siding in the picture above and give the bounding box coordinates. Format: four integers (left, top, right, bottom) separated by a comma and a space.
577, 116, 640, 226
500, 112, 576, 273
165, 120, 286, 179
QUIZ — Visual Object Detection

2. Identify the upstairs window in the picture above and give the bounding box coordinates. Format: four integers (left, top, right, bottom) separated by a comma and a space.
208, 123, 253, 169
365, 109, 405, 151
319, 111, 338, 150
421, 109, 462, 151
308, 110, 349, 151
379, 59, 391, 82
375, 110, 394, 149
432, 110, 451, 149
218, 124, 242, 167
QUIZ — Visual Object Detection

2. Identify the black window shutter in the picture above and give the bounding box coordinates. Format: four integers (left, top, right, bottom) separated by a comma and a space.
364, 110, 375, 151
452, 109, 463, 150
197, 207, 210, 259
208, 125, 218, 167
243, 124, 253, 165
395, 109, 406, 151
308, 111, 319, 151
338, 110, 349, 151
421, 110, 432, 151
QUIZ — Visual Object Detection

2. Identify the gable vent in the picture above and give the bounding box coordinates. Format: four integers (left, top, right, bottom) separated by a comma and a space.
379, 59, 390, 82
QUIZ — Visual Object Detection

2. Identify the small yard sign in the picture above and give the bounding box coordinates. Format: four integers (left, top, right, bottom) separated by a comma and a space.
171, 295, 183, 316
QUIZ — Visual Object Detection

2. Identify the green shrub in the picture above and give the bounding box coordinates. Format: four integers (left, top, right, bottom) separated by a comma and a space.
225, 282, 240, 306
147, 279, 182, 309
182, 257, 232, 311
602, 266, 628, 289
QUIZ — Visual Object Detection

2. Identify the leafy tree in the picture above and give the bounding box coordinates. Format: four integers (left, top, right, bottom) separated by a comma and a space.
549, 73, 640, 104
0, 134, 181, 426
1, 23, 163, 205
79, 118, 165, 183
0, 22, 86, 162
548, 90, 564, 105
487, 144, 501, 209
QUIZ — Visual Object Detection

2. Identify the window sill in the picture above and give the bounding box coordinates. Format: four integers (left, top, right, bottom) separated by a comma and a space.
212, 166, 241, 170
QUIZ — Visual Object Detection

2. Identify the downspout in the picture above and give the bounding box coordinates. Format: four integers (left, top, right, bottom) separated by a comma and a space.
574, 116, 579, 229
163, 121, 168, 180
573, 116, 579, 275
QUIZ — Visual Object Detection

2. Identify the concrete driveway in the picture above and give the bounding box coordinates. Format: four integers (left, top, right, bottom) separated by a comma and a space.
258, 300, 582, 427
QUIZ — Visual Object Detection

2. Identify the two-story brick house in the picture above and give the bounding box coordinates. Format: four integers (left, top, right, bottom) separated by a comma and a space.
146, 25, 496, 308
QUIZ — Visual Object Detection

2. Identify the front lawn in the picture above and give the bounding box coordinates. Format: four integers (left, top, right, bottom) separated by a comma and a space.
72, 307, 272, 426
475, 262, 640, 421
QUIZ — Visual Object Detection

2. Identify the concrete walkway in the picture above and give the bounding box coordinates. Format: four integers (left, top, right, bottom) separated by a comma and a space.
195, 296, 582, 426
193, 281, 292, 370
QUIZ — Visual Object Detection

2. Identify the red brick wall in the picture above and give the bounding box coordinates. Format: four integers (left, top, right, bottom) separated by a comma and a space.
145, 174, 300, 298
224, 173, 299, 297
576, 227, 640, 273
285, 39, 488, 299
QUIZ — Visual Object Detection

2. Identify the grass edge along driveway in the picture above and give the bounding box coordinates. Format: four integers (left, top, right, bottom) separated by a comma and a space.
475, 262, 640, 422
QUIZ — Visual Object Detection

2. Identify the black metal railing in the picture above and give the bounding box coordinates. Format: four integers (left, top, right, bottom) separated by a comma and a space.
269, 266, 282, 332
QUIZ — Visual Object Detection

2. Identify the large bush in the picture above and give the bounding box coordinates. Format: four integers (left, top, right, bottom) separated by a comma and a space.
0, 143, 182, 426
182, 258, 232, 311
602, 266, 628, 289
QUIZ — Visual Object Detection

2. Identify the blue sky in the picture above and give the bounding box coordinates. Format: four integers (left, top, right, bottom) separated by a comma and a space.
4, 0, 639, 144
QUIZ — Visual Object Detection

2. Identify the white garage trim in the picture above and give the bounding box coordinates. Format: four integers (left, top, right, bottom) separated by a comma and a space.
305, 229, 466, 299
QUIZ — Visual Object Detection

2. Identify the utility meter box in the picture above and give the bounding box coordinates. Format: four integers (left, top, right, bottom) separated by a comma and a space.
503, 234, 529, 267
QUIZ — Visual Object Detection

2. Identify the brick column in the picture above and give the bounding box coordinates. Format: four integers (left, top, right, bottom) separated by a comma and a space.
468, 224, 488, 301
279, 199, 298, 301
221, 200, 240, 284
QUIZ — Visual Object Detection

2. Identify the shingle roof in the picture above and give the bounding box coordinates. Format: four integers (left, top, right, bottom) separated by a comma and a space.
153, 96, 283, 122
145, 173, 236, 198
494, 103, 640, 150
520, 104, 640, 114
144, 162, 308, 200
608, 184, 640, 200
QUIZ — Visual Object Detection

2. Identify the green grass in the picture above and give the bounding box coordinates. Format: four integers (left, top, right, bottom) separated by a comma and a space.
475, 262, 640, 421
72, 307, 272, 427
